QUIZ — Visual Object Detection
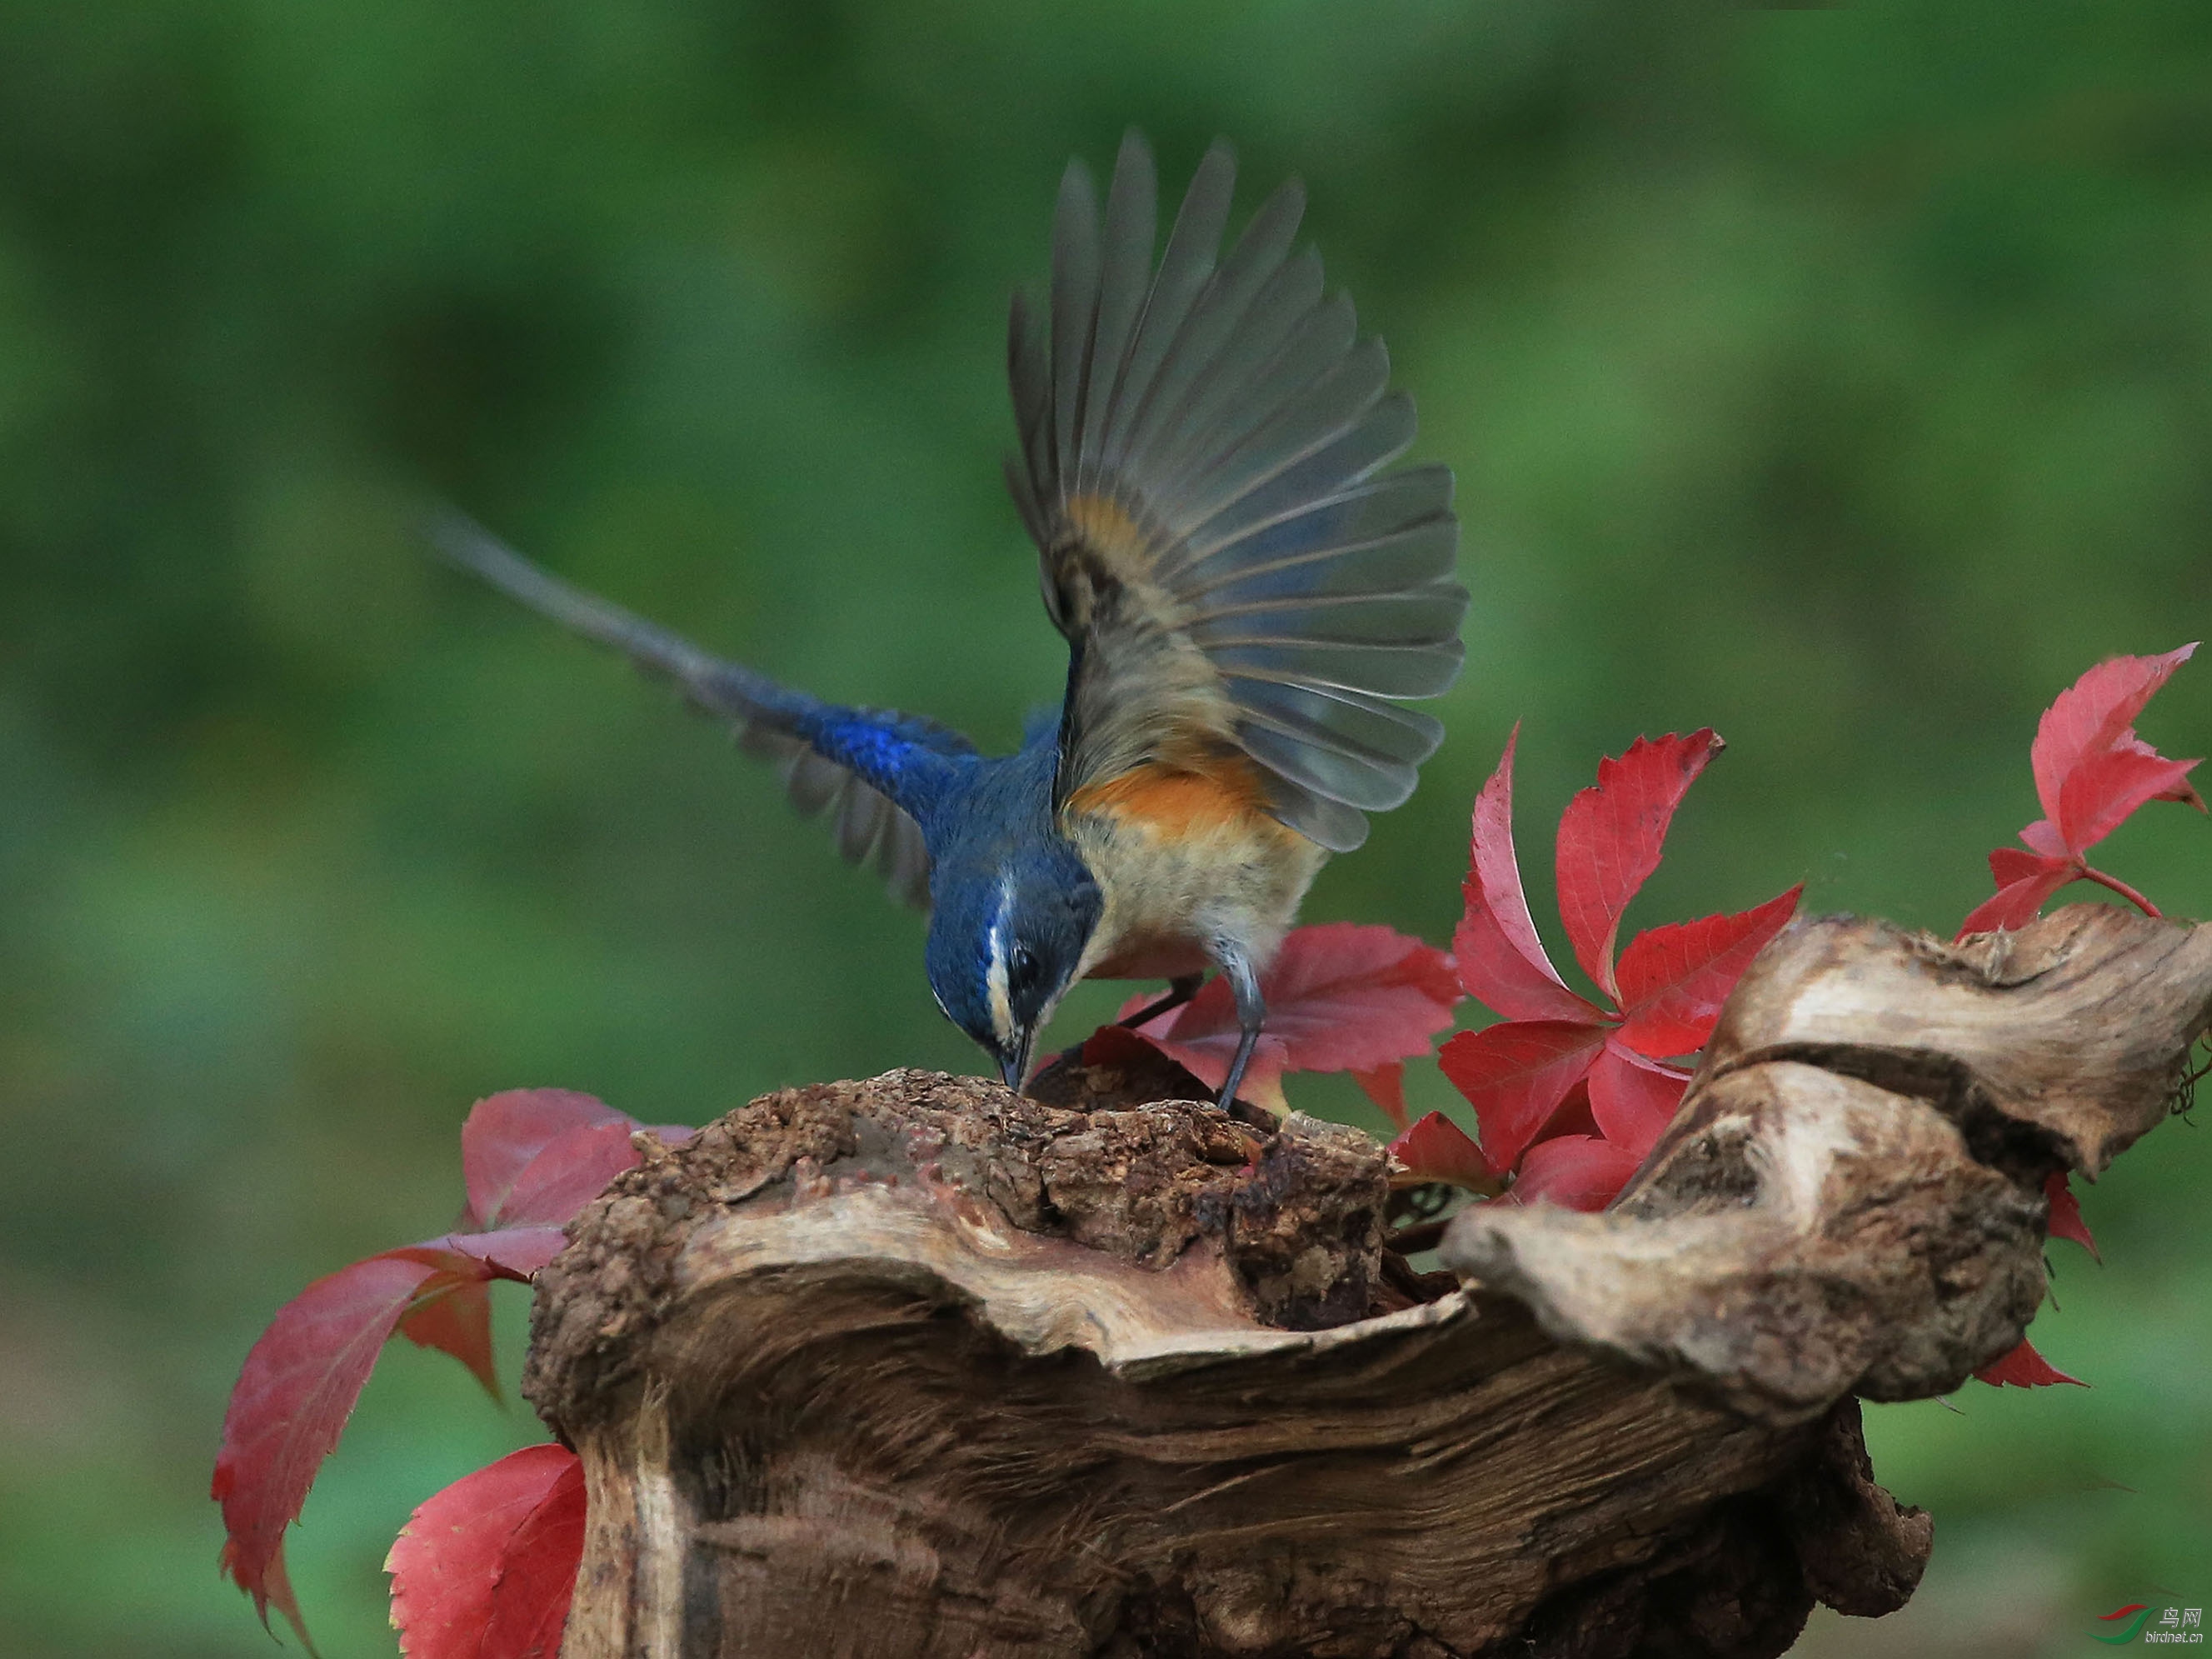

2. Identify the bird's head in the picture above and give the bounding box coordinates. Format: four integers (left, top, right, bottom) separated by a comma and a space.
924, 842, 1102, 1091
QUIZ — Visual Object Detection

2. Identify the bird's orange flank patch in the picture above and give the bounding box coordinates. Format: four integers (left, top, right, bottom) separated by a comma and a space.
1069, 758, 1282, 839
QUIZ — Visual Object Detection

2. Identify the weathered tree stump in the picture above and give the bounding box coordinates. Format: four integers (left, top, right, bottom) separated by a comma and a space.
522, 907, 2212, 1657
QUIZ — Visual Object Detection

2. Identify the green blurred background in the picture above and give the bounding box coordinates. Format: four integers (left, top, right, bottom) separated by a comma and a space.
2, 1, 2208, 1653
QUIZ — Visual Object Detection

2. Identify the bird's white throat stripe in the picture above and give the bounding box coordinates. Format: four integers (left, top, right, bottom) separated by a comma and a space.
986, 872, 1017, 1047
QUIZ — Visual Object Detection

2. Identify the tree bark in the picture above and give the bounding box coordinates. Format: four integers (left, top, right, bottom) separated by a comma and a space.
523, 907, 2212, 1657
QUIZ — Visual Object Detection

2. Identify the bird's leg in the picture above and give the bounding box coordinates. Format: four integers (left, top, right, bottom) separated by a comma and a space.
1120, 972, 1205, 1032
1212, 944, 1266, 1112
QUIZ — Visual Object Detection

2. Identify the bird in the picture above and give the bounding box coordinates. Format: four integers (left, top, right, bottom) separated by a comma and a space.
428, 132, 1466, 1111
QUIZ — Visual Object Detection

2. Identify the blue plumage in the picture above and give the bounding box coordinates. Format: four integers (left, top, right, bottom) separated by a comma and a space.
798, 708, 965, 817
917, 737, 1101, 1085
429, 133, 1465, 1108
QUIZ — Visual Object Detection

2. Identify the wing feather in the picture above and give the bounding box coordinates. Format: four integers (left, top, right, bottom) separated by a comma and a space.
1189, 583, 1469, 646
1181, 469, 1456, 589
1237, 719, 1417, 812
1207, 637, 1464, 698
1076, 130, 1158, 500
1136, 264, 1338, 499
1006, 134, 1465, 851
1222, 677, 1443, 762
1188, 521, 1459, 609
1048, 162, 1102, 487
432, 512, 962, 909
1096, 142, 1236, 478
1162, 332, 1389, 533
1117, 203, 1313, 482
1180, 383, 1414, 557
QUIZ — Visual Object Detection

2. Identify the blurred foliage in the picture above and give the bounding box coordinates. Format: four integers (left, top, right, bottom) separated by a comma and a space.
1, 1, 2209, 1653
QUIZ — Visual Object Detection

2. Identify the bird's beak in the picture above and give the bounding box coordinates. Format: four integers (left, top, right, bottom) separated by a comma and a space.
999, 1027, 1036, 1095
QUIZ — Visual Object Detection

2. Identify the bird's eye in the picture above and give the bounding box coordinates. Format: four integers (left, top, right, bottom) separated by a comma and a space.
1008, 943, 1041, 994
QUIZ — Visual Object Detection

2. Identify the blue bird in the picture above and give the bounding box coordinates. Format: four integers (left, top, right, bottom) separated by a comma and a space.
430, 133, 1466, 1109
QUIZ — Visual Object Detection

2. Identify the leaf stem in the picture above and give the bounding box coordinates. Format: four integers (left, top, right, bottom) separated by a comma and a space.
2080, 864, 2162, 919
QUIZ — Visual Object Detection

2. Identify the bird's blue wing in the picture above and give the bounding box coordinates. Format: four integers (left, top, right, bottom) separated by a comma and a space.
1007, 134, 1466, 852
427, 513, 969, 908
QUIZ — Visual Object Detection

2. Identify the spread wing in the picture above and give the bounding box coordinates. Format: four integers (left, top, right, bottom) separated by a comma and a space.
1006, 133, 1466, 853
732, 725, 947, 909
427, 513, 968, 908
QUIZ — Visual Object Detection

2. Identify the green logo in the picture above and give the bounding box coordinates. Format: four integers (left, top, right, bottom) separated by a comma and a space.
2098, 1606, 2155, 1645
2097, 1602, 2207, 1644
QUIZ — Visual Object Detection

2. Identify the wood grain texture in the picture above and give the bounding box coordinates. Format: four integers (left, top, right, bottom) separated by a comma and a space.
524, 907, 2212, 1657
1445, 908, 2212, 1422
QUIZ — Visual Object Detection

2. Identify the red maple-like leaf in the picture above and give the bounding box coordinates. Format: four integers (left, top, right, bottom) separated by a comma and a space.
1956, 650, 2204, 1387
1971, 1180, 2094, 1397
1455, 727, 1603, 1024
1555, 732, 1723, 1003
1386, 1110, 1498, 1192
1401, 729, 1800, 1207
397, 1276, 500, 1399
2045, 1170, 2098, 1258
1436, 1019, 1609, 1174
1612, 890, 1803, 1060
1350, 1063, 1412, 1130
1117, 922, 1460, 1112
1585, 1042, 1695, 1156
387, 1442, 586, 1659
1975, 1337, 2085, 1389
214, 1090, 685, 1646
1960, 645, 2202, 939
214, 1251, 491, 1643
460, 1089, 628, 1226
1506, 1135, 1646, 1212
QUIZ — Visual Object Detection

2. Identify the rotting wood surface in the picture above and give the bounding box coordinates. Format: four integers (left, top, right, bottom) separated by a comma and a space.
524, 907, 2212, 1657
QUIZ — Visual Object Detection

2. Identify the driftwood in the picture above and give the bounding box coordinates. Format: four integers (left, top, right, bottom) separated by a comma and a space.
522, 907, 2212, 1657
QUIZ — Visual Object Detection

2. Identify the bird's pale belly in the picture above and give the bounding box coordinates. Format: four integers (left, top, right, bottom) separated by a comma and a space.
1063, 765, 1327, 983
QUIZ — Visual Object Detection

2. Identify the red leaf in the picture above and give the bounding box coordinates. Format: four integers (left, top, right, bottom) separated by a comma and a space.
397, 1277, 499, 1401
1585, 1042, 1691, 1159
1351, 1063, 1411, 1130
1542, 1079, 1600, 1141
1436, 1019, 1608, 1173
1079, 1022, 1170, 1070
1120, 924, 1459, 1101
1555, 732, 1724, 1002
1237, 923, 1462, 1072
215, 1248, 493, 1637
421, 1225, 574, 1283
2030, 644, 2198, 839
1975, 1337, 2086, 1388
387, 1443, 584, 1659
1116, 994, 1290, 1108
1957, 853, 2074, 939
1508, 1135, 1645, 1211
217, 1530, 308, 1657
1990, 846, 2063, 886
478, 1454, 588, 1659
1613, 886, 1802, 1057
462, 1090, 628, 1228
1387, 1110, 1496, 1190
2058, 749, 2203, 854
1455, 727, 1602, 1022
1974, 646, 2207, 935
2045, 1171, 2098, 1258
218, 1090, 682, 1640
487, 1122, 655, 1231
465, 1090, 692, 1231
